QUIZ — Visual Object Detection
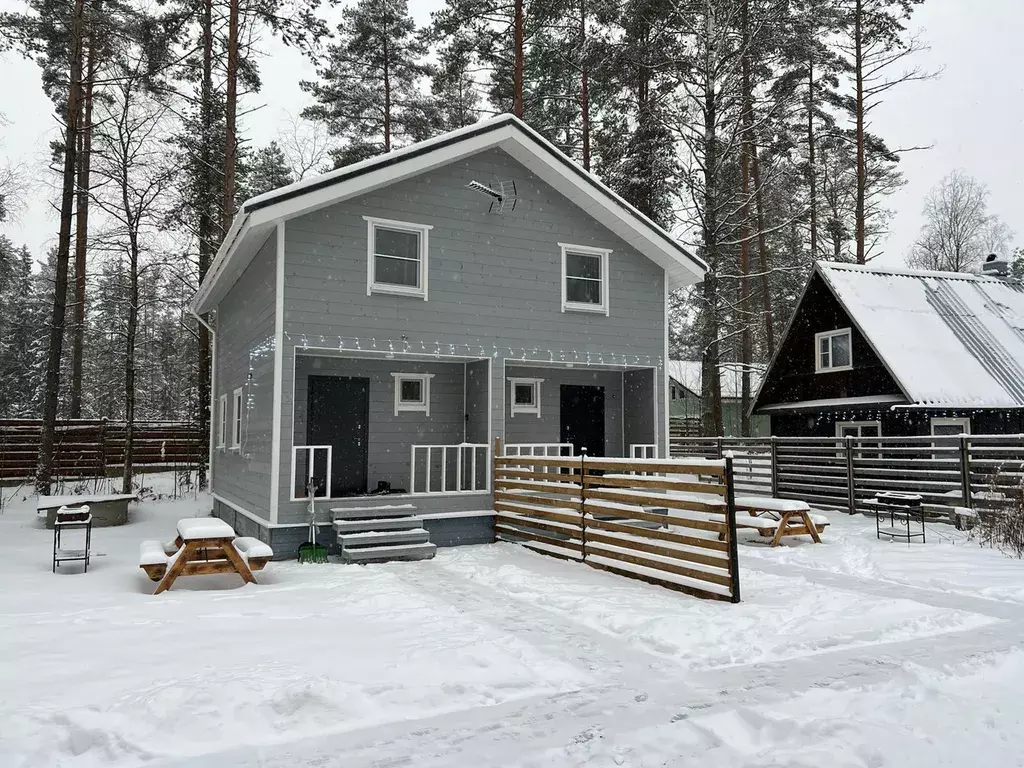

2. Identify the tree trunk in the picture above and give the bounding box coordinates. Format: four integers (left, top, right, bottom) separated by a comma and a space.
512, 0, 524, 118
36, 0, 85, 495
70, 39, 96, 420
751, 143, 774, 356
222, 0, 239, 233
854, 0, 866, 264
699, 8, 723, 439
807, 54, 818, 260
383, 35, 392, 152
196, 0, 214, 491
738, 0, 751, 437
122, 195, 139, 495
579, 0, 590, 170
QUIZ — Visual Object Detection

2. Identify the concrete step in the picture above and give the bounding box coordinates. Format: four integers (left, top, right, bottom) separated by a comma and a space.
333, 516, 424, 534
330, 503, 417, 520
338, 528, 430, 548
340, 542, 437, 564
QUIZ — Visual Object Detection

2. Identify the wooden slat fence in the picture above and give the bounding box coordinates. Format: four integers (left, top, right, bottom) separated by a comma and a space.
493, 446, 742, 602
0, 419, 203, 481
670, 434, 1024, 520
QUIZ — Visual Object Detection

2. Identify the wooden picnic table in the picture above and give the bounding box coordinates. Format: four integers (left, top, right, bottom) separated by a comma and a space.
141, 518, 272, 594
734, 496, 825, 547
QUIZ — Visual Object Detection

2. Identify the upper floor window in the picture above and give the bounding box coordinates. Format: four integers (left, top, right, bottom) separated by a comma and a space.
560, 243, 610, 315
815, 328, 852, 373
364, 216, 432, 299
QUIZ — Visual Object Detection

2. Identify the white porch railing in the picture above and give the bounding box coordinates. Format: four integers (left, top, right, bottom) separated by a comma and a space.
410, 443, 490, 494
291, 445, 333, 500
503, 442, 575, 457
630, 443, 658, 459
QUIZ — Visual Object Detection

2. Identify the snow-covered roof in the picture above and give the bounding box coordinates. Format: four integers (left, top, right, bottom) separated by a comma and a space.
816, 261, 1024, 408
668, 360, 765, 400
193, 114, 705, 314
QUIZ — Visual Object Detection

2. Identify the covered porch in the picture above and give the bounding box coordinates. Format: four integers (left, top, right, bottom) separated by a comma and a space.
502, 362, 660, 460
288, 351, 491, 507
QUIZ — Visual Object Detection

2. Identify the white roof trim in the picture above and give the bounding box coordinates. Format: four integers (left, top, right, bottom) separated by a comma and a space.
192, 114, 705, 314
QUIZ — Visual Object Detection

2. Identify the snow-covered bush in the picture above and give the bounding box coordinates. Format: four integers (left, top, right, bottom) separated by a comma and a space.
974, 481, 1024, 558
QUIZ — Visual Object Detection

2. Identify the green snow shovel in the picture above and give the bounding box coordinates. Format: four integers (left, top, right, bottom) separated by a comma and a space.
297, 477, 329, 564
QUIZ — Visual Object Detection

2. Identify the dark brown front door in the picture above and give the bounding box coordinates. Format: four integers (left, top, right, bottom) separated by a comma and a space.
560, 385, 605, 457
307, 376, 369, 496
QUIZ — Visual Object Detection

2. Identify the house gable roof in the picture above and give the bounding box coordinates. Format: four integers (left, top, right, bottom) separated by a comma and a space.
193, 114, 705, 314
755, 261, 1024, 411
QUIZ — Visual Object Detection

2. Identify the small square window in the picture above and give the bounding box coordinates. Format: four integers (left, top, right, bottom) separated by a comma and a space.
365, 216, 432, 299
815, 329, 852, 373
509, 378, 542, 417
514, 383, 535, 406
401, 378, 423, 403
392, 373, 433, 415
560, 244, 610, 314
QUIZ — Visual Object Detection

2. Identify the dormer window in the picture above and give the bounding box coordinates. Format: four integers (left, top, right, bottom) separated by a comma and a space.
815, 328, 852, 373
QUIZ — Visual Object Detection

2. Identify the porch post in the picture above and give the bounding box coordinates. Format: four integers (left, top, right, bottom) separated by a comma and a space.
268, 221, 286, 524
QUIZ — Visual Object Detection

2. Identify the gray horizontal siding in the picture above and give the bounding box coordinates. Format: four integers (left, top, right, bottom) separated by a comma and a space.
212, 233, 276, 521
275, 146, 668, 517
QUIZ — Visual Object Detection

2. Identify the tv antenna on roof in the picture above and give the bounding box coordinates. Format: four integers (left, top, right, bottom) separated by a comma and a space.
466, 179, 518, 214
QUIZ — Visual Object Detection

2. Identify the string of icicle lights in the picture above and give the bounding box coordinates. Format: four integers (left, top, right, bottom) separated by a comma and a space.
282, 332, 664, 368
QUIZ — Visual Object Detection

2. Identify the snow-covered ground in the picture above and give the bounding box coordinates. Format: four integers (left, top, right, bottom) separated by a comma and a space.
1, 483, 1023, 767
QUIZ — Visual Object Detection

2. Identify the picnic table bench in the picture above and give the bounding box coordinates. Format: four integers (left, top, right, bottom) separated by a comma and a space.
38, 493, 137, 528
733, 496, 828, 547
139, 518, 273, 594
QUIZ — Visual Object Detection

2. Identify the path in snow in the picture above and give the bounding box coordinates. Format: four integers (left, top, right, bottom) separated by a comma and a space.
3, 492, 1023, 768
150, 541, 1024, 768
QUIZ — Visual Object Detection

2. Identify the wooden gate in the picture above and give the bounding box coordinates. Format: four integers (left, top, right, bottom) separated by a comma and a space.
493, 447, 741, 602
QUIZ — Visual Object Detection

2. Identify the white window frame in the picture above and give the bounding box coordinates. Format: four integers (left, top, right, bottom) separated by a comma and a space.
559, 243, 610, 315
392, 372, 434, 416
835, 420, 882, 439
508, 377, 543, 417
217, 393, 227, 449
930, 417, 970, 436
231, 386, 243, 449
815, 328, 853, 373
364, 216, 432, 299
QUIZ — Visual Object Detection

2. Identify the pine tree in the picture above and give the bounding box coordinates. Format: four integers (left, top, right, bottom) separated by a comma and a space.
302, 0, 432, 166
240, 141, 295, 200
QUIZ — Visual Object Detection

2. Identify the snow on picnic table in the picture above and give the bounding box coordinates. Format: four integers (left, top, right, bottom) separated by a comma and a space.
0, 486, 1022, 766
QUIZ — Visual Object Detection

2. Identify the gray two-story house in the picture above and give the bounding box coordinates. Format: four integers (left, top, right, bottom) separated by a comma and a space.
192, 114, 706, 558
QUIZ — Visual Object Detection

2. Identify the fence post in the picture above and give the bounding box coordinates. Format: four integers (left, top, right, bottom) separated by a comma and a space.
845, 435, 856, 515
716, 437, 723, 460
491, 437, 501, 543
724, 453, 741, 603
579, 448, 587, 561
770, 436, 779, 497
98, 418, 108, 479
960, 435, 973, 509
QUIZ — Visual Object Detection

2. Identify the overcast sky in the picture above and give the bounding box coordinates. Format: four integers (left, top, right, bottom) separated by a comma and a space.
1, 0, 1021, 267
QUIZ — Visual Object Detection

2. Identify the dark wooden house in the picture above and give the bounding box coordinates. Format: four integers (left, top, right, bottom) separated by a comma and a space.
753, 261, 1024, 438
